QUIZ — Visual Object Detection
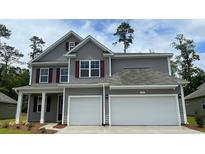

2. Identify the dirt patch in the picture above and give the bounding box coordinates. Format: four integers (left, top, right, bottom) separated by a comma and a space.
185, 124, 205, 133
53, 124, 67, 129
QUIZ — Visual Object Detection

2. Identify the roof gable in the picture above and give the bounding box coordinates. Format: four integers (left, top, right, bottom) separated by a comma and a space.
29, 31, 83, 64
0, 92, 16, 104
65, 35, 113, 56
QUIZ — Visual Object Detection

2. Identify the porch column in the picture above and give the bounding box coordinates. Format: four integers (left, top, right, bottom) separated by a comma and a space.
26, 94, 31, 122
180, 85, 187, 124
15, 92, 23, 124
40, 92, 46, 124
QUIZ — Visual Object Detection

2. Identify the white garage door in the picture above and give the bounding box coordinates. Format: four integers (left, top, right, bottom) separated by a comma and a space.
68, 96, 102, 125
110, 95, 180, 126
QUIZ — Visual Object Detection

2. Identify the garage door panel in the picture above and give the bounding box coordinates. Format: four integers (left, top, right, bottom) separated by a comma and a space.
69, 96, 102, 126
110, 95, 179, 125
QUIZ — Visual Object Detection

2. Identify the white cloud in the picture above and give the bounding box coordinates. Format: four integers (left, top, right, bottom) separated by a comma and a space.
0, 19, 204, 71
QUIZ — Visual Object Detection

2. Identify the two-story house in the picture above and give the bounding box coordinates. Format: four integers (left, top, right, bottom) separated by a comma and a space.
14, 31, 188, 126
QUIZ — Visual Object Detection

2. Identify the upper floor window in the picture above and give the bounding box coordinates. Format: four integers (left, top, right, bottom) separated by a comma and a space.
60, 68, 68, 83
69, 42, 75, 50
40, 68, 49, 83
80, 60, 100, 78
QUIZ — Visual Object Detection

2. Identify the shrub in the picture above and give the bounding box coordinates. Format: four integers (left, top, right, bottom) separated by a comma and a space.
195, 115, 204, 128
1, 122, 9, 128
26, 123, 33, 130
39, 128, 46, 133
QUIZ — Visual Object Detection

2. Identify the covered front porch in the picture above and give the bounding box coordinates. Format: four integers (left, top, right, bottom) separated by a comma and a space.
14, 86, 64, 124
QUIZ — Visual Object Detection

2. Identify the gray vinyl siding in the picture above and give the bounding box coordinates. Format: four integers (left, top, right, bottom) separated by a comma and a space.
69, 41, 109, 84
0, 103, 16, 120
186, 97, 205, 116
36, 35, 81, 62
111, 57, 169, 75
28, 94, 60, 122
32, 65, 67, 84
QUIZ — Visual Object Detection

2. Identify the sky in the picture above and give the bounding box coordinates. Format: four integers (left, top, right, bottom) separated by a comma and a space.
0, 19, 205, 70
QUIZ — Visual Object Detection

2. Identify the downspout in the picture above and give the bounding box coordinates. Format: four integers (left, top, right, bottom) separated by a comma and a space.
102, 84, 106, 126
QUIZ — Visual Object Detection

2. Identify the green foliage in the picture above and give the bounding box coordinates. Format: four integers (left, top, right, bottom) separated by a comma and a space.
26, 123, 33, 130
172, 34, 200, 81
39, 127, 46, 133
0, 66, 29, 99
0, 24, 11, 41
1, 122, 9, 128
172, 34, 204, 96
113, 22, 134, 53
195, 114, 204, 128
29, 36, 45, 59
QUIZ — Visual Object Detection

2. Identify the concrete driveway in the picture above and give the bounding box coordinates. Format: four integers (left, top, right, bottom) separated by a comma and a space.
56, 126, 202, 134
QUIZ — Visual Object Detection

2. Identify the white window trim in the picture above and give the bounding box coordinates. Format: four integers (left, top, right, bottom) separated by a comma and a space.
79, 60, 100, 78
39, 68, 49, 83
69, 42, 75, 51
60, 67, 68, 83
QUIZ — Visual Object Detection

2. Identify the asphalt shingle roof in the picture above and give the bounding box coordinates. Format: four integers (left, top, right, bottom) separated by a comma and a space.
185, 83, 205, 100
0, 92, 16, 104
108, 68, 177, 85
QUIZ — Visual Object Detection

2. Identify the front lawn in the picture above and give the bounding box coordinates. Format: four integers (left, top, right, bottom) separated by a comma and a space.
0, 113, 56, 134
187, 116, 205, 133
0, 128, 31, 134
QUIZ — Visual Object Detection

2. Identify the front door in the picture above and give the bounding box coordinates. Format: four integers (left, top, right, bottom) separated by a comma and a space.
58, 95, 63, 122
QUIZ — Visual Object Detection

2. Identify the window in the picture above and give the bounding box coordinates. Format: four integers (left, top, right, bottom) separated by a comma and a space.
37, 96, 42, 112
80, 61, 89, 77
36, 96, 49, 112
80, 60, 100, 78
69, 42, 75, 50
202, 100, 205, 110
91, 60, 100, 77
60, 68, 68, 82
40, 68, 49, 83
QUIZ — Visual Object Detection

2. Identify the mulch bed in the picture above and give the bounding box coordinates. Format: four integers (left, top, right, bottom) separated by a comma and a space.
3, 123, 57, 134
185, 124, 205, 132
53, 124, 67, 129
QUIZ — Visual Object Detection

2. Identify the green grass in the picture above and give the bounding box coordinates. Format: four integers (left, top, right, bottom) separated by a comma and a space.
0, 113, 27, 126
187, 116, 197, 126
0, 129, 31, 134
0, 113, 30, 134
187, 116, 205, 133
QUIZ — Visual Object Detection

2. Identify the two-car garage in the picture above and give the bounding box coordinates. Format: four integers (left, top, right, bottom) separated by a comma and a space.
109, 95, 180, 126
67, 94, 181, 126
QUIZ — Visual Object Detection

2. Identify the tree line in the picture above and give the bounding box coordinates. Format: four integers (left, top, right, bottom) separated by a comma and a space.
0, 22, 205, 100
0, 24, 45, 99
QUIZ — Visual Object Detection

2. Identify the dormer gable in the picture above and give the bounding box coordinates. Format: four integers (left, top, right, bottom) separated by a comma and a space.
29, 31, 83, 63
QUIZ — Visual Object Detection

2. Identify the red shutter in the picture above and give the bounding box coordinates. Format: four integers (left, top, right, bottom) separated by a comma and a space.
35, 68, 40, 83
75, 61, 79, 78
100, 60, 105, 77
65, 42, 69, 51
56, 68, 60, 83
46, 96, 51, 112
48, 68, 53, 83
33, 96, 37, 112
